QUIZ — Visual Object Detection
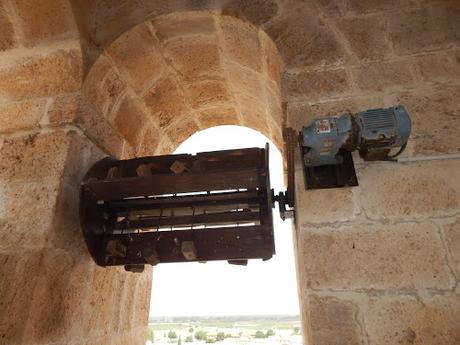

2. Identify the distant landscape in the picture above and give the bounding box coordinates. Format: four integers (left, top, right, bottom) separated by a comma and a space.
146, 315, 302, 345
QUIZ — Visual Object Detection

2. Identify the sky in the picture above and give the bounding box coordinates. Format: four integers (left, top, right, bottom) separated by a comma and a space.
149, 126, 300, 317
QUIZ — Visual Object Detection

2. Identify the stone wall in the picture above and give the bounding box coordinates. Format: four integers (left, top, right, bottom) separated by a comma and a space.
0, 0, 459, 344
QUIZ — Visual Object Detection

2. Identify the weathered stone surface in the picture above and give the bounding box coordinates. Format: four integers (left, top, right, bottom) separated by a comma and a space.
226, 62, 264, 100
0, 48, 82, 102
219, 16, 261, 71
222, 0, 279, 26
76, 97, 125, 157
166, 117, 200, 147
389, 85, 460, 155
23, 250, 93, 343
107, 23, 165, 95
0, 4, 17, 51
442, 219, 460, 280
0, 250, 43, 343
153, 12, 216, 41
163, 36, 222, 82
266, 8, 346, 69
282, 68, 351, 102
14, 0, 77, 46
112, 93, 148, 148
143, 77, 189, 128
357, 160, 460, 219
338, 15, 391, 61
297, 187, 356, 224
197, 106, 240, 128
48, 93, 81, 125
185, 80, 231, 109
353, 60, 416, 93
414, 51, 460, 83
0, 98, 47, 133
0, 178, 60, 250
300, 221, 454, 290
307, 295, 364, 345
343, 0, 401, 14
0, 130, 70, 181
364, 294, 460, 345
137, 125, 160, 156
387, 5, 460, 56
237, 95, 270, 134
260, 31, 283, 85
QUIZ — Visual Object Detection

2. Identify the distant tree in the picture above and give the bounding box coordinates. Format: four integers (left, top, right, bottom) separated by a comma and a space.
216, 332, 225, 341
177, 336, 182, 345
205, 338, 215, 343
146, 327, 155, 342
292, 327, 300, 335
189, 327, 194, 333
185, 335, 194, 343
168, 330, 178, 339
195, 329, 207, 341
254, 330, 267, 339
266, 329, 275, 337
225, 334, 232, 339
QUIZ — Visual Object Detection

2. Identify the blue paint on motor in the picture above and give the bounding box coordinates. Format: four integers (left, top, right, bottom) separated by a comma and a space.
301, 106, 411, 167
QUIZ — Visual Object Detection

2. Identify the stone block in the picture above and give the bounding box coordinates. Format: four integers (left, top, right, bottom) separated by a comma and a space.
165, 118, 200, 148
442, 219, 460, 280
390, 85, 460, 155
363, 294, 460, 345
185, 80, 231, 109
343, 0, 401, 14
337, 15, 391, 61
260, 31, 283, 86
296, 187, 356, 224
143, 77, 189, 128
357, 160, 460, 219
0, 98, 47, 133
0, 178, 60, 251
387, 5, 459, 56
197, 106, 240, 128
282, 68, 351, 102
48, 93, 81, 125
222, 0, 279, 26
265, 85, 283, 127
152, 12, 216, 41
414, 51, 460, 84
300, 221, 455, 290
219, 16, 261, 71
266, 8, 346, 69
23, 250, 94, 343
137, 125, 160, 156
112, 93, 148, 149
98, 68, 127, 118
76, 97, 125, 157
0, 48, 82, 102
0, 4, 17, 51
82, 55, 112, 109
163, 36, 222, 82
0, 130, 70, 181
353, 60, 416, 93
237, 95, 270, 135
13, 0, 77, 46
0, 250, 43, 343
226, 62, 264, 100
107, 23, 165, 95
307, 295, 364, 345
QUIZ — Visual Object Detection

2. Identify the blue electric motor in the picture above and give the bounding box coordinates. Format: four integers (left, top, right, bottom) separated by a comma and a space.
301, 106, 411, 167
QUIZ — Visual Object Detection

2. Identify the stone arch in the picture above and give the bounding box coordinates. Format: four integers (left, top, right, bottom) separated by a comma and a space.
82, 12, 284, 158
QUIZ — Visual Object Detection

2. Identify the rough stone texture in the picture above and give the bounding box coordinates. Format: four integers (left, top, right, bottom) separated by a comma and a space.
0, 47, 82, 102
300, 221, 455, 290
442, 219, 460, 279
0, 4, 17, 51
307, 295, 364, 345
357, 160, 460, 220
152, 12, 216, 41
0, 99, 47, 133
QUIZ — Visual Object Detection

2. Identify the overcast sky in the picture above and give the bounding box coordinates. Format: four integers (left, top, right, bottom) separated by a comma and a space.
149, 126, 300, 317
